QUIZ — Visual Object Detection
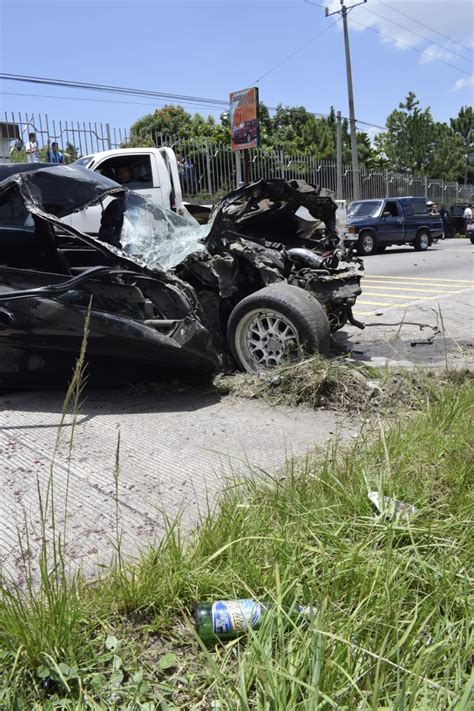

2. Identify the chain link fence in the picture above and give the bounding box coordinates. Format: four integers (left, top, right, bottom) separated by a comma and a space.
1, 111, 472, 205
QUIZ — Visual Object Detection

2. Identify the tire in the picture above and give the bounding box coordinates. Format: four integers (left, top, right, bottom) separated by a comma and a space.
470, 236, 474, 245
414, 230, 430, 251
357, 231, 377, 256
227, 284, 331, 373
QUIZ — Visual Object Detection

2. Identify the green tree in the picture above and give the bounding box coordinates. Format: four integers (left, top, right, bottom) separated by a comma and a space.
427, 123, 465, 181
64, 141, 79, 163
131, 105, 193, 142
450, 106, 474, 184
375, 92, 436, 174
130, 104, 229, 145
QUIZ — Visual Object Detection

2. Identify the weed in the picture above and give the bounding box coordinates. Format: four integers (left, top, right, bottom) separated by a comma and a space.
0, 366, 472, 708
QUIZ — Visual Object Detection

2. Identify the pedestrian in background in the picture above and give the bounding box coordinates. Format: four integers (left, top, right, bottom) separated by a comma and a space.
439, 205, 450, 236
25, 132, 39, 163
183, 155, 196, 195
47, 141, 64, 164
463, 204, 472, 228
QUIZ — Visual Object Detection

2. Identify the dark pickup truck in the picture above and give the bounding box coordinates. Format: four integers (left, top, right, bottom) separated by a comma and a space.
344, 197, 444, 255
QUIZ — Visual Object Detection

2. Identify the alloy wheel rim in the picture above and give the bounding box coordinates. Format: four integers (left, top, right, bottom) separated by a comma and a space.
235, 308, 301, 371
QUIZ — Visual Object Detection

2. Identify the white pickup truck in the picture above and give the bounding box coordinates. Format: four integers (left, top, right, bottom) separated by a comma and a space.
65, 147, 193, 234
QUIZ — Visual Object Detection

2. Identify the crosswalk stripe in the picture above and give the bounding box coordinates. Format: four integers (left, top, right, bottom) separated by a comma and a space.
365, 275, 473, 284
362, 284, 468, 294
385, 293, 467, 307
357, 300, 393, 306
362, 291, 463, 299
353, 290, 468, 314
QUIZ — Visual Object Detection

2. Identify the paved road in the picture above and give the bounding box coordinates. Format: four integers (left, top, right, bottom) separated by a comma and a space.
1, 238, 472, 583
344, 238, 474, 367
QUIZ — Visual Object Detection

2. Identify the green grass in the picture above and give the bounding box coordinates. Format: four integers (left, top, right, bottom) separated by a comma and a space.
0, 371, 472, 709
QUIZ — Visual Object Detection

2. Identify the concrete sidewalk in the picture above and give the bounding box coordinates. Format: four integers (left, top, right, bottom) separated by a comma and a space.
0, 385, 353, 583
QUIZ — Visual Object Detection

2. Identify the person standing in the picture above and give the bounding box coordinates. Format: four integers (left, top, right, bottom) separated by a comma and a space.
47, 141, 64, 164
25, 132, 39, 163
463, 204, 472, 229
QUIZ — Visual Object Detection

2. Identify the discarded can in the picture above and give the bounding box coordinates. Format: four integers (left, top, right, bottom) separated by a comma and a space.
195, 599, 315, 643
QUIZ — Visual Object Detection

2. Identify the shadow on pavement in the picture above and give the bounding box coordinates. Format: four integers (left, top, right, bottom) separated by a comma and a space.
0, 377, 221, 430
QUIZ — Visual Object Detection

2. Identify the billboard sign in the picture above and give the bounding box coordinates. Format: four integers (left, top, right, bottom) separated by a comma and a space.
229, 87, 259, 151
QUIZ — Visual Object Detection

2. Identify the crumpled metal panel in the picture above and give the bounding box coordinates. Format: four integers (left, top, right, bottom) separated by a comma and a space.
0, 163, 125, 218
206, 178, 339, 253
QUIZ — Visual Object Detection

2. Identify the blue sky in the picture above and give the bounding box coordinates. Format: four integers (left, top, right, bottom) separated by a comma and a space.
1, 0, 473, 140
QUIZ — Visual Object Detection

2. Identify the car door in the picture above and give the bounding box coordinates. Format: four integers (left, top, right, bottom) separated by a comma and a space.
377, 200, 403, 244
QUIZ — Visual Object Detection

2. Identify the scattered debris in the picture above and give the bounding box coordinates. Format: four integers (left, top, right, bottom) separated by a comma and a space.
368, 491, 417, 517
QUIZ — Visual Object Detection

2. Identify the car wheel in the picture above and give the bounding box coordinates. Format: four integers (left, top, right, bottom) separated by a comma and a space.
227, 284, 331, 373
470, 236, 474, 245
357, 232, 377, 256
414, 230, 430, 251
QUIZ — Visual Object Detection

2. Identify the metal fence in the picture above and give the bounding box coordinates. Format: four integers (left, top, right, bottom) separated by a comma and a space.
0, 111, 128, 162
1, 111, 472, 205
140, 131, 474, 205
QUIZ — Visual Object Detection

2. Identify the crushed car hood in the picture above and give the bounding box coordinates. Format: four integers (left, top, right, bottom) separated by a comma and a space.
206, 178, 339, 253
0, 163, 125, 218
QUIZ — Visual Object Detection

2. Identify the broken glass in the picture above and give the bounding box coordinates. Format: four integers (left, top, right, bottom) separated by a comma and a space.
120, 192, 211, 270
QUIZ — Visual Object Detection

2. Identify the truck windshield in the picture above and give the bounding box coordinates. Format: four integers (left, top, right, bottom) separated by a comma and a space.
348, 200, 383, 217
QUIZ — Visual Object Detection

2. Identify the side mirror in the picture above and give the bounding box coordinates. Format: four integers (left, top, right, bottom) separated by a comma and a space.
383, 211, 391, 218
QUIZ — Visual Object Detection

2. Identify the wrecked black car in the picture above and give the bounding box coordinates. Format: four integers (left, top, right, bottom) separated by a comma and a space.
0, 165, 363, 387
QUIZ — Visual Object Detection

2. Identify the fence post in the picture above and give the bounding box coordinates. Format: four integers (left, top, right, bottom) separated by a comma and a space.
424, 175, 428, 199
205, 138, 213, 202
105, 123, 112, 150
384, 170, 389, 198
235, 150, 242, 188
279, 151, 285, 179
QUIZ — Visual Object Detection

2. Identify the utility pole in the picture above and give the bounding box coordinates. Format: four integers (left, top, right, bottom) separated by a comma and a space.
325, 0, 366, 200
336, 110, 343, 199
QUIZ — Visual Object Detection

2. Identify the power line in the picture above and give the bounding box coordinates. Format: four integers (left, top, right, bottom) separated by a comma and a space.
1, 91, 225, 113
378, 0, 474, 56
306, 0, 472, 74
0, 72, 388, 132
0, 73, 228, 108
361, 3, 473, 65
254, 17, 340, 83
347, 16, 472, 75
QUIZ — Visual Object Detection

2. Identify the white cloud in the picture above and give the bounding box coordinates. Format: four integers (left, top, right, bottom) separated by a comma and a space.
325, 0, 474, 70
453, 75, 474, 91
419, 43, 461, 64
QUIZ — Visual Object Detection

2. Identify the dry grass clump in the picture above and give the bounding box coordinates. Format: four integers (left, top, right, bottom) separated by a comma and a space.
214, 357, 473, 414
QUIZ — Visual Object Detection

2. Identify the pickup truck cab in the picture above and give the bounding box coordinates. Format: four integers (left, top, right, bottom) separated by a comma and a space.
344, 197, 444, 256
66, 147, 190, 235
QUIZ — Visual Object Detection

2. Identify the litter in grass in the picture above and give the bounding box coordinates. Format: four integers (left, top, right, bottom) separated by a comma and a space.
368, 491, 417, 517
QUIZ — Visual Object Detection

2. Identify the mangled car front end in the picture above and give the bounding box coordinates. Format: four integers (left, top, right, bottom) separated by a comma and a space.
0, 165, 364, 387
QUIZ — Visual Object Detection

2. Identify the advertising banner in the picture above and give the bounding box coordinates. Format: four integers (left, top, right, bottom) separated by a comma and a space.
229, 87, 259, 151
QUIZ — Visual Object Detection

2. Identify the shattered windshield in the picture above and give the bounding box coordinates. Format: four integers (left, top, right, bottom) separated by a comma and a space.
120, 192, 210, 270
348, 200, 382, 218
